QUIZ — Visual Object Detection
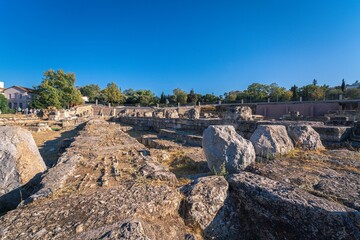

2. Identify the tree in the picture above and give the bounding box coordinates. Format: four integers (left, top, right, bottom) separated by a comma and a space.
187, 89, 198, 104
173, 88, 188, 105
290, 85, 299, 101
224, 91, 239, 103
79, 84, 101, 102
0, 94, 9, 113
313, 79, 318, 86
345, 88, 360, 100
160, 92, 166, 104
246, 83, 269, 102
103, 82, 124, 105
31, 69, 83, 109
201, 93, 219, 103
341, 79, 346, 92
268, 83, 291, 102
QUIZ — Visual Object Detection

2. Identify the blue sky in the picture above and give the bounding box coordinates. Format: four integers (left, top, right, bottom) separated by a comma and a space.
1, 0, 360, 96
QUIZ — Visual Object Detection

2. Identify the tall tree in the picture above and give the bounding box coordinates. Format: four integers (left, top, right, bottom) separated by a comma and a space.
0, 94, 9, 113
313, 79, 318, 86
159, 92, 166, 104
187, 89, 198, 104
341, 79, 346, 92
103, 82, 123, 105
173, 88, 188, 105
290, 85, 298, 101
79, 84, 101, 102
31, 69, 83, 109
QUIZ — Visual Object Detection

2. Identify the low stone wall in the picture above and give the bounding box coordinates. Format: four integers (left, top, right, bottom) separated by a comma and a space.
120, 116, 360, 148
0, 117, 40, 126
120, 117, 225, 132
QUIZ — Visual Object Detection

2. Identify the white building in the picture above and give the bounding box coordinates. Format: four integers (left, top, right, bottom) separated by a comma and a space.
347, 80, 360, 89
4, 86, 34, 110
0, 81, 4, 93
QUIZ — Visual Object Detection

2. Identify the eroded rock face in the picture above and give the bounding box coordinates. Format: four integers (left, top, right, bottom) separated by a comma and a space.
250, 125, 294, 159
188, 108, 200, 120
223, 106, 253, 121
288, 125, 324, 150
181, 176, 228, 230
0, 126, 46, 203
228, 172, 360, 240
202, 125, 255, 173
139, 160, 178, 184
165, 109, 179, 118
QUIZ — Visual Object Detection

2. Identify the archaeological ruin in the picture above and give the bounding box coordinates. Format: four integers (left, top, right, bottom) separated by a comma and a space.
0, 103, 359, 239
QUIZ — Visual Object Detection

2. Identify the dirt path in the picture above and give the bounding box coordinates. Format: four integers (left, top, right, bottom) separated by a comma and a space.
32, 125, 84, 167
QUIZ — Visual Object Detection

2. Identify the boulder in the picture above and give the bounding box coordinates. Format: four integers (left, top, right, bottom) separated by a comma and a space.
228, 172, 360, 240
188, 108, 200, 120
139, 161, 178, 184
181, 176, 228, 230
250, 125, 294, 159
202, 125, 256, 174
312, 126, 351, 142
288, 125, 324, 150
165, 109, 179, 119
223, 106, 252, 121
0, 126, 46, 196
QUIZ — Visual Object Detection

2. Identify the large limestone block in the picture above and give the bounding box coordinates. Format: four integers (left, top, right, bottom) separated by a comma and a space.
165, 109, 179, 119
181, 176, 228, 230
288, 125, 324, 150
250, 125, 294, 159
228, 172, 360, 239
0, 126, 46, 197
202, 125, 255, 174
223, 106, 253, 121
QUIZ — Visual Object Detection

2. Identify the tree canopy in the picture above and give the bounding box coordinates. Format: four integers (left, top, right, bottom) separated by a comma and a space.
0, 94, 9, 113
123, 89, 158, 106
79, 84, 101, 102
31, 69, 83, 109
102, 82, 124, 105
173, 88, 188, 105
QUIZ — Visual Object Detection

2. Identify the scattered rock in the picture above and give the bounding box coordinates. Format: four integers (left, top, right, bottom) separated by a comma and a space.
202, 125, 255, 174
139, 160, 178, 184
250, 125, 294, 159
288, 125, 324, 150
181, 176, 228, 230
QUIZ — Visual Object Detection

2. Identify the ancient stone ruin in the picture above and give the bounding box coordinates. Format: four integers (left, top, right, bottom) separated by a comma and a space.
0, 104, 359, 239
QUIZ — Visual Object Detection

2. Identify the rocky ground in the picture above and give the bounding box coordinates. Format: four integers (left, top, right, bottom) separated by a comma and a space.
0, 120, 189, 239
0, 119, 359, 239
249, 149, 360, 211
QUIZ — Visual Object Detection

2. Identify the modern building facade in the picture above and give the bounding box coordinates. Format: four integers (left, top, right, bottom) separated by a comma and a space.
3, 86, 34, 110
0, 81, 4, 93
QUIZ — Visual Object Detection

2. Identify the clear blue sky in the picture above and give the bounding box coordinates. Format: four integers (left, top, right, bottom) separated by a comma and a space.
1, 0, 360, 96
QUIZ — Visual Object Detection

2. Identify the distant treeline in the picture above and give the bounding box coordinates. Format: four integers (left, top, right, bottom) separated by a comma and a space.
21, 69, 360, 110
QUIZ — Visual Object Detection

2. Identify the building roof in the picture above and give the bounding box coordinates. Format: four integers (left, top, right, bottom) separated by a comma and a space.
4, 85, 34, 93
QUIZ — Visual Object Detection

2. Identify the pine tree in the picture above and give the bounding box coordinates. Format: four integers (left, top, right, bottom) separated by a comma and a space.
341, 79, 346, 92
290, 85, 298, 101
160, 92, 166, 104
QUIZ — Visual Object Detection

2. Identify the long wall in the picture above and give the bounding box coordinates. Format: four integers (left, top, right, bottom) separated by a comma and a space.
256, 102, 342, 119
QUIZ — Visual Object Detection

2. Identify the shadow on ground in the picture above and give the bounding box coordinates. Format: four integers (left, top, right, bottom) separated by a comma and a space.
39, 123, 85, 167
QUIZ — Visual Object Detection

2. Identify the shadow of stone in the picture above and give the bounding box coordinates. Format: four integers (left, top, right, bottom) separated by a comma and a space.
203, 192, 253, 240
0, 172, 43, 216
39, 123, 85, 167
